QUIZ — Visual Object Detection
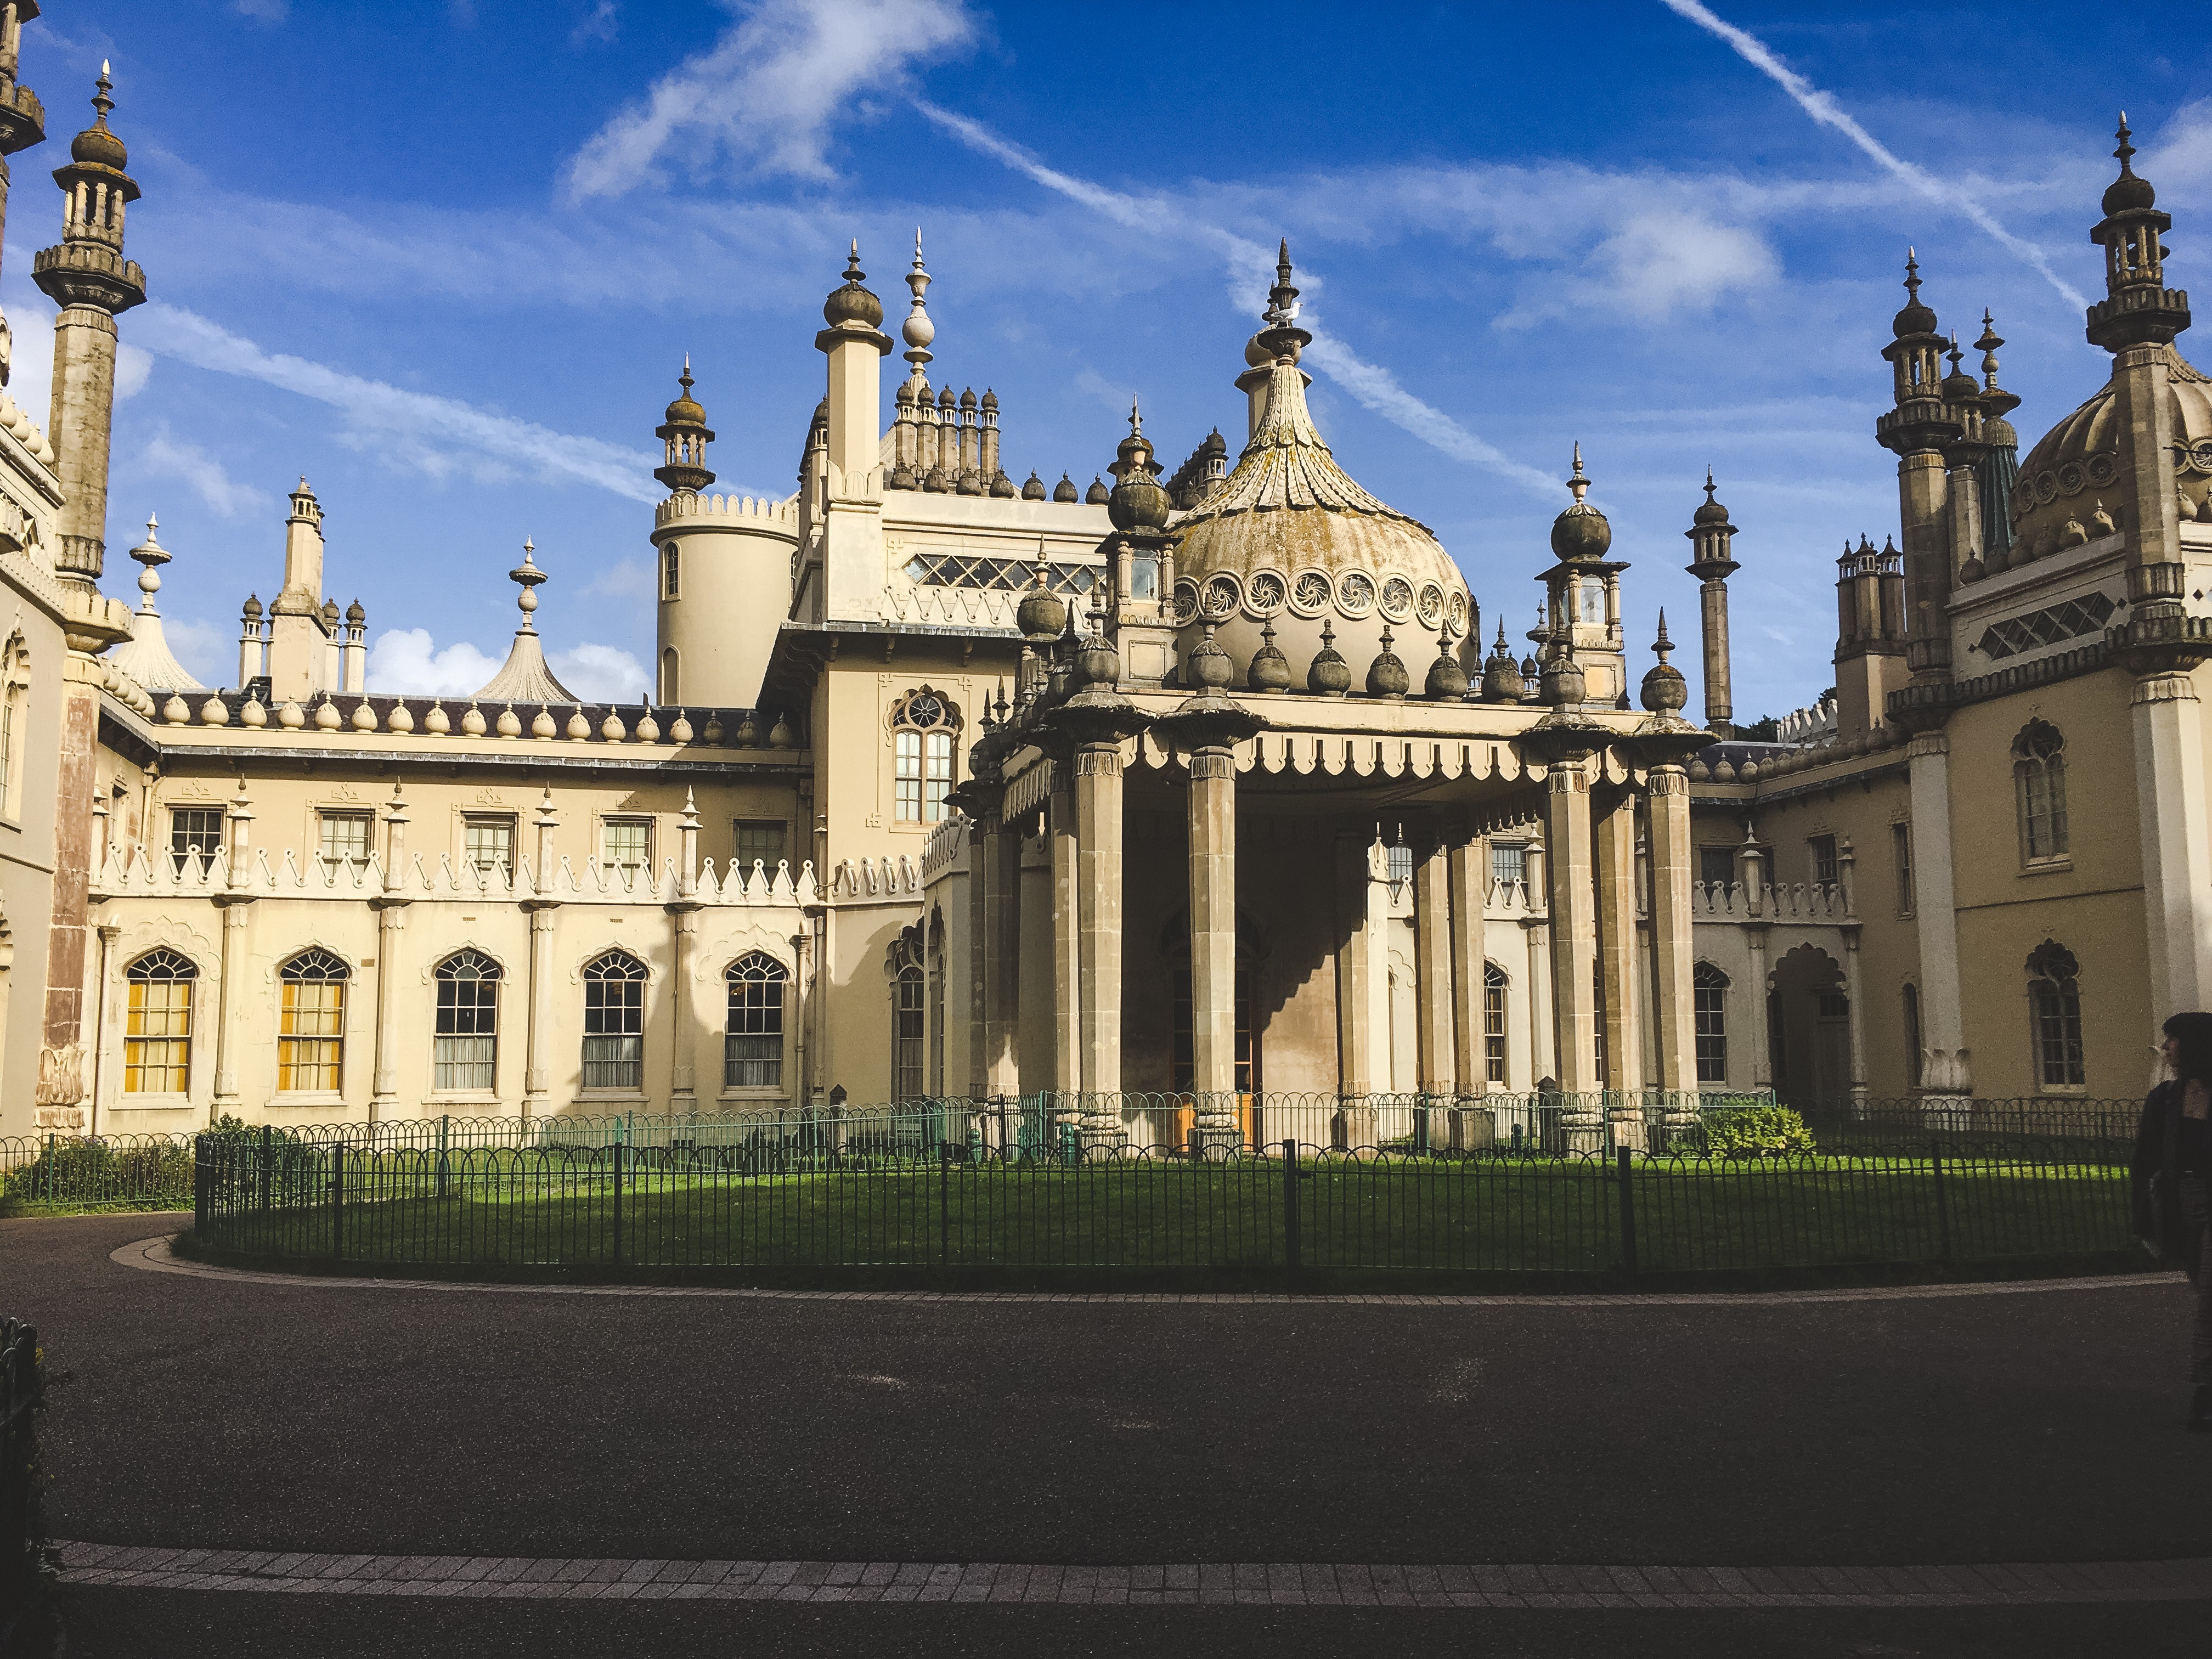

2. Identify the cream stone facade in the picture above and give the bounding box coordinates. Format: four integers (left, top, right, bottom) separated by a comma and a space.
0, 11, 2201, 1142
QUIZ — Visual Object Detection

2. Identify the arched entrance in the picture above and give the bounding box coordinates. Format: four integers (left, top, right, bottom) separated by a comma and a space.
1768, 943, 1849, 1110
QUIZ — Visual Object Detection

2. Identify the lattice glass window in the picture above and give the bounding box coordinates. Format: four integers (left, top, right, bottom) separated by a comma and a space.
434, 950, 500, 1091
2013, 720, 2068, 862
583, 951, 646, 1090
318, 811, 373, 869
464, 816, 514, 879
602, 818, 652, 874
1974, 592, 2117, 662
662, 543, 680, 599
278, 948, 348, 1092
1693, 962, 1728, 1085
124, 949, 195, 1094
1809, 834, 1838, 888
902, 551, 1099, 594
1698, 846, 1735, 890
724, 952, 786, 1087
735, 820, 785, 874
1489, 842, 1525, 890
891, 688, 960, 823
894, 964, 926, 1101
2027, 940, 2084, 1088
170, 806, 225, 875
1483, 962, 1508, 1084
1386, 843, 1414, 887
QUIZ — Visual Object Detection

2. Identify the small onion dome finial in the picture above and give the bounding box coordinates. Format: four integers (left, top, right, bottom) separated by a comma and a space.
1016, 543, 1065, 639
1054, 472, 1079, 503
1940, 330, 1979, 400
1424, 625, 1469, 699
1550, 441, 1612, 562
509, 536, 549, 628
1248, 617, 1292, 693
1975, 308, 2022, 420
1892, 246, 1938, 338
72, 63, 129, 169
1540, 647, 1586, 708
1186, 620, 1234, 692
822, 239, 884, 329
1307, 616, 1351, 696
1085, 475, 1109, 506
346, 598, 365, 624
1365, 624, 1409, 699
242, 592, 263, 620
1481, 620, 1526, 703
2105, 111, 2157, 214
901, 227, 935, 362
1692, 467, 1731, 526
1640, 609, 1690, 715
663, 358, 708, 426
1107, 400, 1169, 532
1022, 470, 1047, 500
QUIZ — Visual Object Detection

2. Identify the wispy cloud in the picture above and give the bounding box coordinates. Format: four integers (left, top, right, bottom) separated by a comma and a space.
571, 1, 619, 45
231, 0, 288, 20
131, 302, 661, 502
915, 100, 1560, 496
566, 0, 975, 201
139, 424, 272, 518
1658, 0, 2091, 315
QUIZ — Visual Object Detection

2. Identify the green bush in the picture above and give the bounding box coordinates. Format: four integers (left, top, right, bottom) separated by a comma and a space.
1701, 1105, 1816, 1159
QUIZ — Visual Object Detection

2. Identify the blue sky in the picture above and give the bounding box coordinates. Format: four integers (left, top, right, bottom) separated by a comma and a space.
21, 1, 2212, 715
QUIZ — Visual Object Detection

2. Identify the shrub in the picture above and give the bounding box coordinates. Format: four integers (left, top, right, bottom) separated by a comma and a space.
1701, 1105, 1816, 1159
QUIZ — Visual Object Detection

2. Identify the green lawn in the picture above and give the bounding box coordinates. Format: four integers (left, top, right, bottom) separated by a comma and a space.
184, 1150, 2135, 1283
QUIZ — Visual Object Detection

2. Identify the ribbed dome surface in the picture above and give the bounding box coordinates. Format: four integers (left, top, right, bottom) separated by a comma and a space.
2012, 344, 2212, 552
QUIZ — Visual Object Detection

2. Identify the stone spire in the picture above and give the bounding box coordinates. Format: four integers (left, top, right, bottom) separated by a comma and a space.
474, 537, 580, 704
1972, 309, 2020, 570
35, 61, 145, 585
653, 358, 715, 496
901, 227, 934, 375
1683, 469, 1737, 739
1875, 248, 1965, 690
106, 512, 206, 692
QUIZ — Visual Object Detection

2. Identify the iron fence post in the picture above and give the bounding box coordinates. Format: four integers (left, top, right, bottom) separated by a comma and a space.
330, 1139, 344, 1264
612, 1140, 625, 1267
1282, 1138, 1301, 1289
193, 1133, 208, 1233
42, 1133, 53, 1203
437, 1113, 450, 1201
1616, 1146, 1638, 1282
1931, 1141, 1951, 1262
939, 1141, 951, 1273
259, 1124, 272, 1215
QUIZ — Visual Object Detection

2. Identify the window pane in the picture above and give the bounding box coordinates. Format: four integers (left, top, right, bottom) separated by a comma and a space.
582, 1035, 642, 1090
1809, 836, 1838, 887
435, 1035, 496, 1091
894, 730, 922, 822
465, 818, 514, 878
1489, 843, 1525, 889
170, 807, 225, 874
735, 820, 785, 871
1694, 971, 1727, 1085
278, 976, 345, 1092
924, 732, 954, 822
1483, 967, 1508, 1085
1698, 847, 1735, 889
319, 812, 373, 866
1893, 823, 1914, 913
125, 975, 193, 1093
602, 820, 651, 870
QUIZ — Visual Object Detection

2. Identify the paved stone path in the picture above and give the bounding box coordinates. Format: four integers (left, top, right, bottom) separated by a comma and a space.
52, 1542, 2212, 1609
116, 1233, 2175, 1306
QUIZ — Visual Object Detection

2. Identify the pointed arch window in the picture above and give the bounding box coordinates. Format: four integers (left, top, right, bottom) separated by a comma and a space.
725, 952, 787, 1088
0, 633, 25, 822
1482, 962, 1509, 1084
2026, 940, 2085, 1088
2013, 720, 2069, 863
278, 948, 349, 1092
1902, 981, 1923, 1089
582, 950, 646, 1090
891, 688, 961, 822
1693, 962, 1729, 1084
894, 962, 926, 1101
125, 949, 196, 1094
434, 950, 500, 1092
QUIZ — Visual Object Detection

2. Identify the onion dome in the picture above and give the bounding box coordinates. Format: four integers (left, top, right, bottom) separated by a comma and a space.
1075, 616, 1121, 689
1054, 473, 1079, 503
1022, 471, 1047, 500
71, 67, 128, 170
1184, 620, 1234, 691
1639, 611, 1690, 715
821, 242, 884, 328
1481, 622, 1526, 702
345, 598, 365, 624
1541, 650, 1586, 708
959, 386, 977, 413
923, 465, 947, 492
1424, 628, 1469, 699
320, 598, 341, 627
1244, 333, 1272, 369
1107, 402, 1170, 532
1974, 310, 2022, 422
1307, 617, 1351, 696
1016, 558, 1066, 639
2104, 114, 2157, 215
1939, 333, 1980, 402
1892, 249, 1938, 338
664, 374, 707, 428
980, 388, 998, 411
2013, 341, 2212, 556
242, 592, 263, 620
1549, 443, 1612, 562
1365, 625, 1409, 698
1518, 654, 1539, 684
1086, 475, 1109, 505
1247, 618, 1291, 692
990, 469, 1017, 498
1204, 428, 1228, 461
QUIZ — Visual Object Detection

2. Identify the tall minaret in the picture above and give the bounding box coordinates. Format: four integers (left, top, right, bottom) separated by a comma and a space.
1874, 251, 1961, 690
33, 63, 144, 586
0, 3, 48, 388
1972, 311, 2022, 574
811, 242, 891, 622
1683, 471, 1737, 739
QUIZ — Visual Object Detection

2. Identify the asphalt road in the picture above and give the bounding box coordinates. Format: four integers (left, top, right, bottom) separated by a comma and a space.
7, 1213, 2210, 1653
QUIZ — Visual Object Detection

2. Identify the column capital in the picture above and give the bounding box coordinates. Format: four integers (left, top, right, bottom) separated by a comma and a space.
1905, 729, 1950, 760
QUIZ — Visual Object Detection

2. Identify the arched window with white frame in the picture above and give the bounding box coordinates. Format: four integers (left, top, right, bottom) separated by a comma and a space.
725, 952, 787, 1088
582, 950, 647, 1090
2013, 719, 2069, 864
0, 633, 26, 823
1693, 962, 1730, 1084
1482, 961, 1509, 1084
891, 687, 961, 823
125, 948, 196, 1094
434, 950, 501, 1092
2025, 939, 2085, 1088
278, 947, 349, 1092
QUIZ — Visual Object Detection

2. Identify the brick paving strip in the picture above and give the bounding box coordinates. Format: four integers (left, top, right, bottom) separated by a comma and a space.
47, 1542, 2212, 1608
114, 1235, 2176, 1308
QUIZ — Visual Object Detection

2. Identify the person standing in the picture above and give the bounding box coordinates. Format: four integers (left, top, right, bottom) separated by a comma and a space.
2131, 1011, 2212, 1430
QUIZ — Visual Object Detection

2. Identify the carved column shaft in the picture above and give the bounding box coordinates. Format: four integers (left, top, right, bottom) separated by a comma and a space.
1074, 742, 1126, 1123
1049, 776, 1080, 1097
1413, 832, 1454, 1099
1544, 761, 1601, 1137
1594, 787, 1642, 1145
1187, 744, 1239, 1131
1447, 836, 1488, 1097
1645, 767, 1699, 1116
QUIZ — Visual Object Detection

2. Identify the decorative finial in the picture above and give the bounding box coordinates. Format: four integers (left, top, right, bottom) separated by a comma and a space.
1903, 246, 1921, 303
508, 537, 548, 631
1263, 239, 1301, 330
93, 63, 114, 123
1977, 308, 2004, 385
678, 356, 693, 397
901, 227, 934, 365
1565, 442, 1590, 506
1652, 609, 1673, 659
1128, 398, 1143, 438
128, 513, 168, 603
844, 240, 864, 283
1703, 468, 1717, 504
2116, 112, 2136, 172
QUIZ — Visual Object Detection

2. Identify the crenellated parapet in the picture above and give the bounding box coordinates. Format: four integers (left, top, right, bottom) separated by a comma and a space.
653, 491, 799, 531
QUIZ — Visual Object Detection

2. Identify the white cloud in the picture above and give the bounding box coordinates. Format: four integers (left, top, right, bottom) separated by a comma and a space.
583, 556, 655, 603
139, 425, 271, 518
549, 641, 649, 701
572, 1, 619, 44
232, 0, 288, 19
160, 617, 232, 686
1658, 0, 2090, 314
366, 628, 504, 696
566, 0, 976, 200
131, 302, 662, 503
1495, 209, 1778, 329
115, 342, 153, 400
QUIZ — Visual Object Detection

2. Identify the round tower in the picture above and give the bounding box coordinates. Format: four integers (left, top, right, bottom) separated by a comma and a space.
649, 363, 799, 709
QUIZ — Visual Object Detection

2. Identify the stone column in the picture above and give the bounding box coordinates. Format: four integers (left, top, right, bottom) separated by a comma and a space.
210, 780, 256, 1122
1413, 831, 1455, 1107
1447, 833, 1488, 1098
1645, 764, 1699, 1131
1594, 784, 1643, 1148
668, 791, 701, 1112
1049, 771, 1080, 1098
2130, 672, 2212, 1019
523, 791, 560, 1121
370, 785, 409, 1121
1904, 730, 1971, 1104
1335, 832, 1378, 1103
1545, 757, 1601, 1146
1074, 740, 1126, 1141
1522, 833, 1551, 1093
965, 817, 989, 1098
981, 815, 1022, 1099
1186, 741, 1241, 1141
